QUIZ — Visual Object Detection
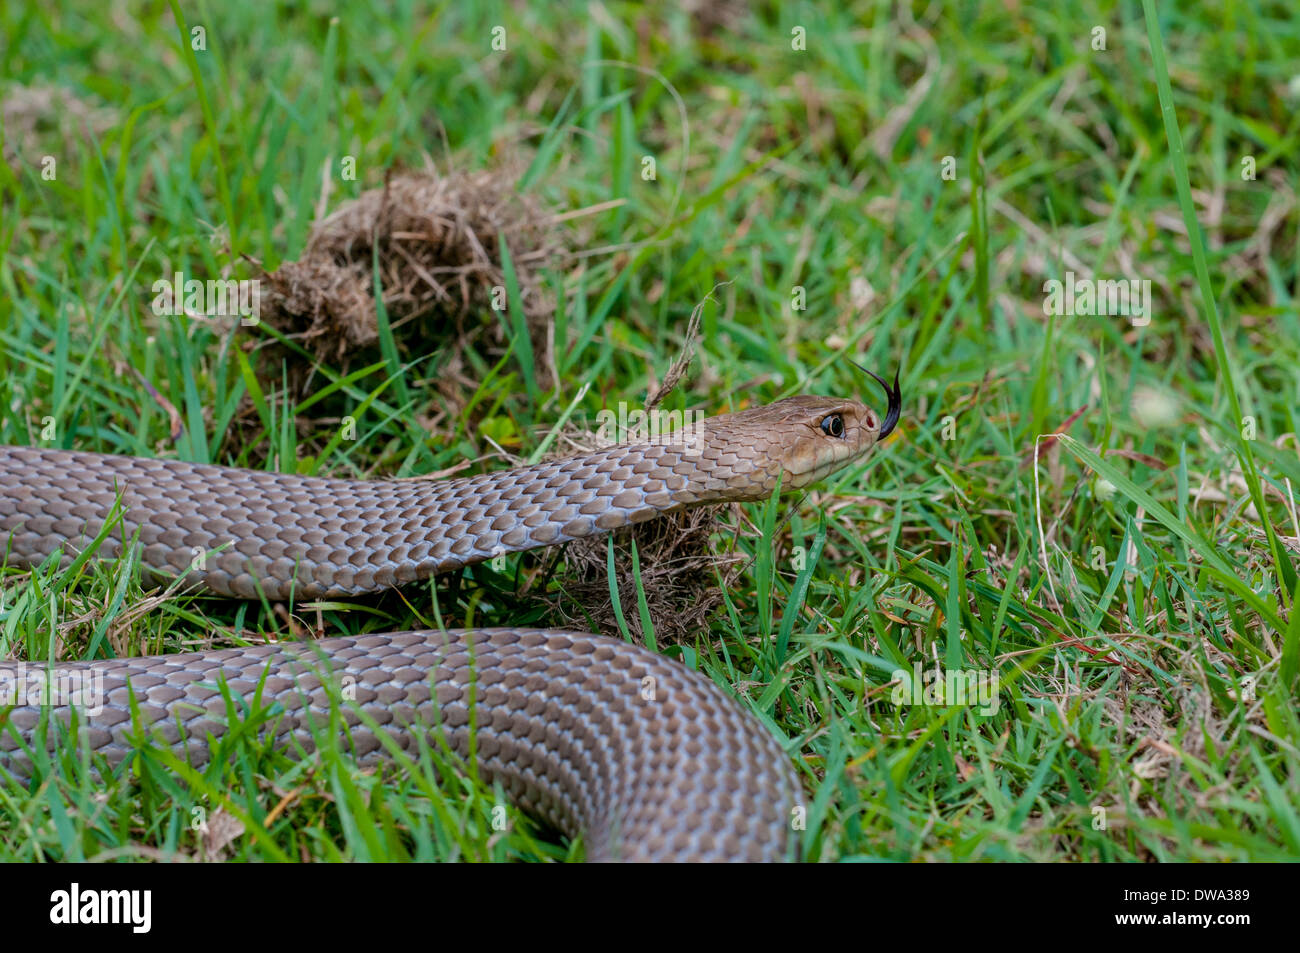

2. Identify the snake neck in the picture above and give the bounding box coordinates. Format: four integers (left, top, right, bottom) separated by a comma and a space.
337, 433, 782, 591
0, 436, 782, 601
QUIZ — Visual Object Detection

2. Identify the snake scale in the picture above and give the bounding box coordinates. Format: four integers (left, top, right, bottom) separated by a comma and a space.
0, 370, 899, 862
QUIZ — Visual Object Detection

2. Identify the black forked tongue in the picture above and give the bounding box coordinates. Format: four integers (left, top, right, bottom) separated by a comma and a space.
850, 360, 901, 440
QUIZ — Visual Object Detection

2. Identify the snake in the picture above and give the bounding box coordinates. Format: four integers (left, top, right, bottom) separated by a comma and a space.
0, 367, 899, 862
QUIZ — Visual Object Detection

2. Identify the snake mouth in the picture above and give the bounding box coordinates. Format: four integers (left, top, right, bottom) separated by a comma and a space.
850, 360, 901, 440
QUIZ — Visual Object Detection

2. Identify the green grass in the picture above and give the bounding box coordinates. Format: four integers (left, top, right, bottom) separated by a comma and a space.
2, 1, 1298, 861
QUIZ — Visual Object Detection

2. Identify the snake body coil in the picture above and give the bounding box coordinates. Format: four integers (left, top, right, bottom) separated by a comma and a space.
0, 384, 897, 861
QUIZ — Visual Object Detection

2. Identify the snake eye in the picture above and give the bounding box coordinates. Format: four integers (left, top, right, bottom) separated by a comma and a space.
820, 414, 845, 438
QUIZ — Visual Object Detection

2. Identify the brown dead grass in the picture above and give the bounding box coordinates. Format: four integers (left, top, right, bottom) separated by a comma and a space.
254, 165, 564, 398
539, 502, 744, 646
220, 165, 567, 460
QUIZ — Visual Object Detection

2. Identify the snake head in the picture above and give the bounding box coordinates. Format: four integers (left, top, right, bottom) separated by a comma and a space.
762, 395, 895, 488
702, 373, 900, 494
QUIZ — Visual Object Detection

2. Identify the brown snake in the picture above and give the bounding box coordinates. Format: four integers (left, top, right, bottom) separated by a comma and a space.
0, 371, 899, 861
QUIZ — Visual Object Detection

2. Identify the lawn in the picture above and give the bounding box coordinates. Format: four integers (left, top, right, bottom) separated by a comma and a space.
1, 1, 1297, 861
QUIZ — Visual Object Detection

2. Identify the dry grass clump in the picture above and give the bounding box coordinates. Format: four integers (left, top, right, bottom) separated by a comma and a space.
218, 165, 567, 461
542, 503, 745, 646
258, 166, 564, 383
